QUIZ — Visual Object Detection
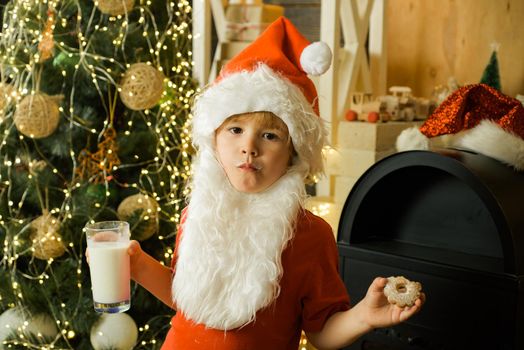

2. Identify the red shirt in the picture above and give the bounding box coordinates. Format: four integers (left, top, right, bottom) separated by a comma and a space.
162, 210, 350, 349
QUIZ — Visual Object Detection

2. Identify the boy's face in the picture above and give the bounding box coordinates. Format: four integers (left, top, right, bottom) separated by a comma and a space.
215, 114, 292, 193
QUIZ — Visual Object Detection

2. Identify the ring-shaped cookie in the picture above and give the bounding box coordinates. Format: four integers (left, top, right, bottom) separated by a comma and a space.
383, 276, 422, 307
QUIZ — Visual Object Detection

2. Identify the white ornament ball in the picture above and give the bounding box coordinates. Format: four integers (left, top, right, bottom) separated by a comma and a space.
0, 308, 22, 347
30, 214, 66, 260
0, 308, 58, 348
95, 0, 135, 16
90, 313, 138, 350
13, 93, 61, 139
119, 63, 164, 110
117, 193, 159, 241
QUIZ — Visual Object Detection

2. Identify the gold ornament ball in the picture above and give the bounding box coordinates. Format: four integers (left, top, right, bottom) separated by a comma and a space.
117, 194, 159, 241
14, 93, 60, 139
119, 63, 164, 111
0, 83, 15, 113
30, 214, 66, 260
95, 0, 135, 16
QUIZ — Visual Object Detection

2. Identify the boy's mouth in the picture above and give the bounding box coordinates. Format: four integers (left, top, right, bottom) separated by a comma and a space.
237, 162, 261, 171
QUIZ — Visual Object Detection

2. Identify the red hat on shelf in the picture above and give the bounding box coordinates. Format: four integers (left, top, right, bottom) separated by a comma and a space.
192, 16, 332, 178
396, 84, 524, 170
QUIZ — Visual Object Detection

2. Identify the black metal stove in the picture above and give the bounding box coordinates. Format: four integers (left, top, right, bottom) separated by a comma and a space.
337, 149, 524, 350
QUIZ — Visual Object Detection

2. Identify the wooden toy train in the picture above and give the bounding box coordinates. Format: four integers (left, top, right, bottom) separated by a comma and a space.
345, 86, 437, 123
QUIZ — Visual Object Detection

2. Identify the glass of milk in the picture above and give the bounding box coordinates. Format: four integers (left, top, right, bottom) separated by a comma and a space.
85, 221, 131, 313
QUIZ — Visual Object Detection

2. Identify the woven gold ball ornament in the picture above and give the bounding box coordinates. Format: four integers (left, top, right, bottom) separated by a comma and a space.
14, 93, 61, 139
0, 83, 15, 116
95, 0, 135, 16
30, 214, 66, 260
117, 194, 159, 241
119, 63, 164, 110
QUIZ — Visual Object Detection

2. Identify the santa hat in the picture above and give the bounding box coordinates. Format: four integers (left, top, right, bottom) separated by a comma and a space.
396, 84, 524, 170
192, 16, 332, 178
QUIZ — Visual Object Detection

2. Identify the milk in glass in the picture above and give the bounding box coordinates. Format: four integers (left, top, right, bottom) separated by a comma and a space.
85, 221, 131, 313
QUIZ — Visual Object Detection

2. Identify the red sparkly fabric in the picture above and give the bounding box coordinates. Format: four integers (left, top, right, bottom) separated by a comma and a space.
420, 84, 524, 139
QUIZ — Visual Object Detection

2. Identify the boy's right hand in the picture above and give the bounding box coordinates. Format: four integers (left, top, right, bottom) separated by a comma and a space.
128, 240, 143, 278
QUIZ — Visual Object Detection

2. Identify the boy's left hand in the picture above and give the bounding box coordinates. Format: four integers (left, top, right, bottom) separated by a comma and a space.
361, 277, 425, 328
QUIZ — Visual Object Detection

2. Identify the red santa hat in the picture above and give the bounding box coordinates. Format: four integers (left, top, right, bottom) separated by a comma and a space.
396, 84, 524, 170
192, 16, 332, 178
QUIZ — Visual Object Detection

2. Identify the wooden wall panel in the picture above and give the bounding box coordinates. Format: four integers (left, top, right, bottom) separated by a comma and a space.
386, 0, 524, 98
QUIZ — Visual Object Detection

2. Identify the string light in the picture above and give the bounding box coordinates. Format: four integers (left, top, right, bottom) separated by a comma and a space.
0, 0, 195, 347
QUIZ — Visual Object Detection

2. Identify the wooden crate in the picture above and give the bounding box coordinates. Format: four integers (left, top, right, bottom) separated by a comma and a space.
334, 176, 359, 205
337, 120, 421, 152
325, 147, 392, 178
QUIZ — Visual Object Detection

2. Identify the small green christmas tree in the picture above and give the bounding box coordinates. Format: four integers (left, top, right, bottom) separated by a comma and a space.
480, 45, 501, 91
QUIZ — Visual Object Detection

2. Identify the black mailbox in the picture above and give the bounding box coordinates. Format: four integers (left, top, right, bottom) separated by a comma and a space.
337, 149, 524, 350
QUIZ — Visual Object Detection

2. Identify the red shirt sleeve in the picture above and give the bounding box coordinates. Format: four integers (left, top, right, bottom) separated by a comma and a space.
299, 212, 350, 333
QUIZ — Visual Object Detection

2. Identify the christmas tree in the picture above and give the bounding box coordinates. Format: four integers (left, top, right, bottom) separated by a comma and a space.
480, 45, 501, 91
0, 0, 196, 349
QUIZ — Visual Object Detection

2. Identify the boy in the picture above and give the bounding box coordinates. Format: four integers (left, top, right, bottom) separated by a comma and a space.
128, 17, 424, 349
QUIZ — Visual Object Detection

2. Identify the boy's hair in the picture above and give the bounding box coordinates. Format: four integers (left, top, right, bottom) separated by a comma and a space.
218, 112, 295, 154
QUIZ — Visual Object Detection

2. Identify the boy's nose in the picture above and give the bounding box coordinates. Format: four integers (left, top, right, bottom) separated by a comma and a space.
242, 139, 258, 157
242, 148, 258, 156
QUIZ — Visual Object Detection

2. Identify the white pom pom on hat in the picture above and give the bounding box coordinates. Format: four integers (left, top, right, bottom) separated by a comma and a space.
396, 127, 429, 152
300, 41, 332, 76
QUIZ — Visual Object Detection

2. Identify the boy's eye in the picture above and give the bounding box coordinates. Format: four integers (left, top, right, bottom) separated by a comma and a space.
262, 132, 280, 141
228, 127, 242, 134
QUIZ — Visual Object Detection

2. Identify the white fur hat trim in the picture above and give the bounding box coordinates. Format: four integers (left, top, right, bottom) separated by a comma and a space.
300, 42, 332, 76
458, 119, 524, 171
396, 126, 430, 152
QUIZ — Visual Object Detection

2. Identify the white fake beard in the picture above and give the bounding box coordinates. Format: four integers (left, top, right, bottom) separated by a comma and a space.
171, 148, 307, 330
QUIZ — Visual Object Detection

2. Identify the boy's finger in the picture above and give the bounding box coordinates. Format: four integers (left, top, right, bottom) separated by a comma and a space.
402, 298, 424, 318
399, 304, 419, 321
93, 231, 119, 242
419, 292, 427, 305
372, 277, 387, 289
365, 277, 388, 298
128, 240, 140, 255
